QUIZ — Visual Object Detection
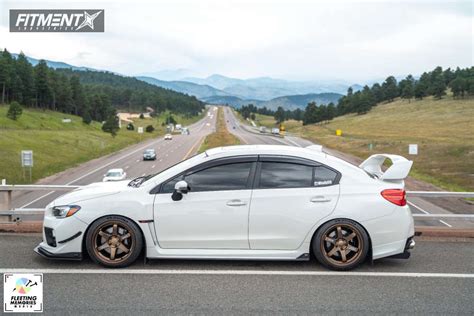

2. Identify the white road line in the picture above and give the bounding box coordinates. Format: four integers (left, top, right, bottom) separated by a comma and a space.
151, 165, 155, 169
125, 166, 130, 169
136, 159, 140, 162
407, 201, 451, 227
0, 269, 472, 278
141, 173, 146, 177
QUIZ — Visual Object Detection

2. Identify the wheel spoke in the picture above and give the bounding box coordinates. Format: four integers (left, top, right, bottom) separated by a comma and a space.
345, 232, 357, 242
112, 224, 118, 235
98, 231, 110, 239
336, 226, 343, 239
120, 233, 131, 241
324, 237, 335, 244
97, 243, 109, 251
117, 243, 130, 254
347, 245, 359, 253
327, 246, 339, 257
340, 249, 347, 262
110, 246, 117, 260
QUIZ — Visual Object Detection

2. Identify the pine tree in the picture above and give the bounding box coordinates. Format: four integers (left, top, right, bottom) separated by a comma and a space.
102, 114, 119, 136
7, 101, 23, 120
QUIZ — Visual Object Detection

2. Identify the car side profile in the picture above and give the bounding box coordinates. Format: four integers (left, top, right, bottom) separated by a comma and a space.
35, 145, 415, 270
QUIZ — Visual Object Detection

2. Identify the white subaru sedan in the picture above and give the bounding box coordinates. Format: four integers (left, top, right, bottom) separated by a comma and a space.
35, 145, 415, 270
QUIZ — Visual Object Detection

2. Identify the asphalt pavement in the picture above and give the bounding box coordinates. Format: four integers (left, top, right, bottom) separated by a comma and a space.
0, 234, 473, 314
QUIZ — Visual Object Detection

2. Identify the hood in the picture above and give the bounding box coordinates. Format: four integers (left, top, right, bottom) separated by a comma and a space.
52, 180, 130, 206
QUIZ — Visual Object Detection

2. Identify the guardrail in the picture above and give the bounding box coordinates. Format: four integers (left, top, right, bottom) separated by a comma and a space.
1, 184, 473, 223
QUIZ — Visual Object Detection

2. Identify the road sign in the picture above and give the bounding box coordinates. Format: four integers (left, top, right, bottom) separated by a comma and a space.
409, 144, 418, 155
137, 127, 144, 134
21, 150, 33, 167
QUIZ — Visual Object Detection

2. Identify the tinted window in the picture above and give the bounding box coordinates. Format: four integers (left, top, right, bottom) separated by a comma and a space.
314, 166, 338, 186
184, 162, 253, 192
161, 175, 184, 193
258, 162, 313, 189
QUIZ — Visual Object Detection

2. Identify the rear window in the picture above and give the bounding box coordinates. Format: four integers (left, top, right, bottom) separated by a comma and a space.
258, 162, 313, 189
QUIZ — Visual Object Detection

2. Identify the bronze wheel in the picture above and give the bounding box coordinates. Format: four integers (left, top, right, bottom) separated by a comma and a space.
86, 216, 143, 268
313, 219, 369, 270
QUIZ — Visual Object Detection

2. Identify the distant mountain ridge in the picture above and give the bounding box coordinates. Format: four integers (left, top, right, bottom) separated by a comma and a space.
12, 53, 351, 110
201, 92, 343, 110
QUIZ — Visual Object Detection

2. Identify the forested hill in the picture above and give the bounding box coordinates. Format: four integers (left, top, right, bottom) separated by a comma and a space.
0, 49, 204, 124
56, 68, 204, 116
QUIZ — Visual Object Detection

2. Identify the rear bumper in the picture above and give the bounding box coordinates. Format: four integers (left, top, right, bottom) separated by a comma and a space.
34, 245, 82, 261
387, 237, 415, 259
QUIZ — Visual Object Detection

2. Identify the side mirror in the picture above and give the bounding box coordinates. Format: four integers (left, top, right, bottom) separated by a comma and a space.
172, 180, 189, 201
174, 180, 189, 194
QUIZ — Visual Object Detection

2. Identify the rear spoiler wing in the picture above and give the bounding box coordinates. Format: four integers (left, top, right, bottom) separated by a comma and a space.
359, 154, 413, 181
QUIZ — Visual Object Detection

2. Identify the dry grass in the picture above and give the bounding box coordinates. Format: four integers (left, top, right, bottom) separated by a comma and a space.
199, 107, 240, 152
290, 96, 474, 191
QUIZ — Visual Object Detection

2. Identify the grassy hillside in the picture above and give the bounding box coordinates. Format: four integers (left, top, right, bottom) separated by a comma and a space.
236, 96, 474, 191
0, 106, 202, 184
199, 107, 240, 153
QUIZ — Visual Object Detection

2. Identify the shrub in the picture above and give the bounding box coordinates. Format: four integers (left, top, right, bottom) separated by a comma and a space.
7, 101, 23, 120
126, 123, 135, 130
145, 124, 155, 133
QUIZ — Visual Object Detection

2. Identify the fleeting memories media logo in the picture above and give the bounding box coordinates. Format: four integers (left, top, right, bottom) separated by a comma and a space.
10, 9, 104, 32
4, 273, 43, 313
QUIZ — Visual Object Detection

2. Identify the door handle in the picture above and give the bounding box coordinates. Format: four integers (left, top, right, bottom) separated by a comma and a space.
226, 199, 247, 206
310, 196, 331, 203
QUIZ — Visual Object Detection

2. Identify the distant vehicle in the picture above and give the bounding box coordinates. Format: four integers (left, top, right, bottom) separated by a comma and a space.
175, 124, 182, 130
164, 134, 173, 140
143, 149, 156, 161
271, 128, 280, 135
259, 126, 267, 133
181, 127, 190, 135
36, 145, 415, 270
233, 126, 236, 129
102, 168, 126, 182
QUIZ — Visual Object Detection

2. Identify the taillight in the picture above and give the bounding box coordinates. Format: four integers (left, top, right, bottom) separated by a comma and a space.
381, 189, 406, 206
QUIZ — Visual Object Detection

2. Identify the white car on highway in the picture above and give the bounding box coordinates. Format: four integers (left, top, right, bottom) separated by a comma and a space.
35, 145, 415, 270
102, 168, 127, 182
164, 134, 173, 140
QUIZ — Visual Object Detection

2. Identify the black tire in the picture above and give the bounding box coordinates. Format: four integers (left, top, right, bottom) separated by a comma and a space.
85, 215, 143, 268
312, 219, 369, 271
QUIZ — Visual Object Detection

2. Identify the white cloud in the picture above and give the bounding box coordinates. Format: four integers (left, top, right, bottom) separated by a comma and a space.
0, 0, 472, 82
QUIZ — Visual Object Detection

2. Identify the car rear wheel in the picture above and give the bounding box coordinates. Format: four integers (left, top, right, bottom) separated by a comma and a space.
86, 216, 143, 268
313, 219, 369, 271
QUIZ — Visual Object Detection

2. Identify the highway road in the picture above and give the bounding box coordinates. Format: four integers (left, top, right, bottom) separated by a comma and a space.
222, 107, 473, 229
1, 106, 473, 314
10, 107, 218, 210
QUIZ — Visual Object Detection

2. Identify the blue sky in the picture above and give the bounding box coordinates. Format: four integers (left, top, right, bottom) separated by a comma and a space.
1, 0, 472, 82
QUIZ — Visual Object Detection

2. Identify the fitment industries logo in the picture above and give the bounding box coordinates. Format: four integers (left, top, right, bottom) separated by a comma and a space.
10, 9, 104, 32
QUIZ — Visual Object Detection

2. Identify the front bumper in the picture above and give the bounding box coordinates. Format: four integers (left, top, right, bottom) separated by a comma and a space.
34, 245, 82, 260
34, 213, 88, 261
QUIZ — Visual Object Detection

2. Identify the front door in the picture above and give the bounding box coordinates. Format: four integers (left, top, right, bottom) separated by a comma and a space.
154, 158, 256, 249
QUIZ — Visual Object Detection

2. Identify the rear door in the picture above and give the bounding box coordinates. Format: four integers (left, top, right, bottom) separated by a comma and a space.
249, 156, 340, 250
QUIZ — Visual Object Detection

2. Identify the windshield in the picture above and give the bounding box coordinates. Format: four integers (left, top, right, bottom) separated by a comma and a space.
144, 150, 155, 154
106, 172, 122, 177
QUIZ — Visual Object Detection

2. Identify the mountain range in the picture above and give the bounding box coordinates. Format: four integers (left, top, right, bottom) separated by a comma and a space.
13, 53, 353, 110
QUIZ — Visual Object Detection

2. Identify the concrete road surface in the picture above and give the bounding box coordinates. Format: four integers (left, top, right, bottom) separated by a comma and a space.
222, 107, 473, 229
0, 234, 473, 314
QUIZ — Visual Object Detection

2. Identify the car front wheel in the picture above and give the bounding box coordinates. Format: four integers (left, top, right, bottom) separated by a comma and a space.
313, 219, 369, 271
85, 216, 143, 268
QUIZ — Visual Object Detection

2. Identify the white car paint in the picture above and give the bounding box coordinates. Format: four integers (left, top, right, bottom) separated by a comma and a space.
102, 168, 127, 182
164, 134, 173, 140
36, 145, 415, 265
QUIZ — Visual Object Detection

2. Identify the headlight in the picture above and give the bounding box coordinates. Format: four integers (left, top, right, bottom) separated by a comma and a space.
52, 205, 81, 218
